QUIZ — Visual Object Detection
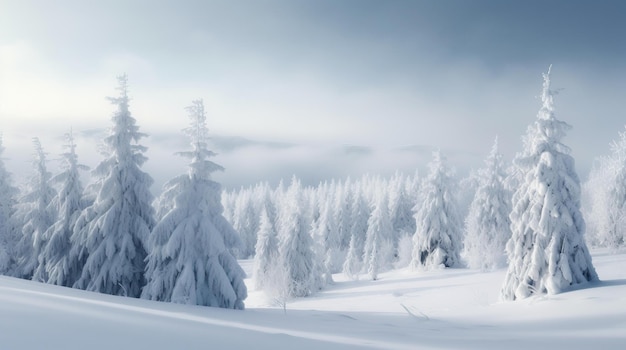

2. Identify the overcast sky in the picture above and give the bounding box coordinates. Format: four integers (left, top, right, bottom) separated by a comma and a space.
1, 0, 625, 190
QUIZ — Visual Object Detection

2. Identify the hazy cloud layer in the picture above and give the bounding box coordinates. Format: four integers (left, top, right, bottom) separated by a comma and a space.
1, 1, 625, 189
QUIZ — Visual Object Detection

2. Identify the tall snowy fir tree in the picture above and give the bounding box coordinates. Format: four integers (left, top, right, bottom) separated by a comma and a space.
312, 194, 339, 284
0, 135, 19, 274
362, 189, 394, 280
38, 131, 88, 286
333, 180, 353, 254
143, 100, 246, 309
232, 192, 259, 259
277, 177, 317, 297
502, 66, 597, 301
582, 158, 610, 247
389, 171, 416, 239
253, 208, 279, 291
73, 75, 155, 298
463, 137, 512, 270
590, 127, 626, 249
342, 188, 370, 279
411, 151, 462, 270
15, 138, 56, 280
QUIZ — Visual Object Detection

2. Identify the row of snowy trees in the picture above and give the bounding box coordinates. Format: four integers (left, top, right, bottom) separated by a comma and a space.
0, 76, 246, 309
0, 67, 612, 306
222, 142, 512, 301
225, 66, 602, 303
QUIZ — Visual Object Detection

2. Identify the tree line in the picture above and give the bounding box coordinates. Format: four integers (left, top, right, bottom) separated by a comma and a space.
0, 67, 621, 309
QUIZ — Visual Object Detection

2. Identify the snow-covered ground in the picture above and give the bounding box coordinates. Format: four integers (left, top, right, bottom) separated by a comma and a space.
1, 249, 624, 349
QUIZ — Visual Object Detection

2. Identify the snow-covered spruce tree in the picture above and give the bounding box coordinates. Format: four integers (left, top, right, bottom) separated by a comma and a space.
38, 131, 88, 287
389, 171, 416, 239
501, 66, 598, 301
334, 179, 353, 253
15, 138, 56, 280
73, 75, 155, 298
277, 176, 317, 297
583, 156, 614, 248
410, 151, 462, 270
362, 189, 394, 280
153, 173, 181, 223
67, 169, 104, 290
310, 195, 338, 285
458, 170, 480, 223
0, 135, 19, 274
232, 191, 259, 259
143, 99, 246, 308
596, 127, 626, 249
253, 208, 279, 291
342, 187, 370, 279
463, 137, 511, 270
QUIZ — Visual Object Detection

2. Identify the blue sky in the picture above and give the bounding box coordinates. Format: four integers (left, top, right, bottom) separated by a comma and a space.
1, 0, 625, 189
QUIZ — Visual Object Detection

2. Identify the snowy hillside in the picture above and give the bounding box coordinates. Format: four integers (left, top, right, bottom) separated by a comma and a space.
1, 249, 624, 350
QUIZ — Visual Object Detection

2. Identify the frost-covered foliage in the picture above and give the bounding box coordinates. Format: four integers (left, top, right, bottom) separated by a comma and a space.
311, 195, 338, 284
222, 173, 425, 283
388, 171, 417, 250
277, 177, 317, 297
15, 138, 56, 280
342, 189, 370, 279
584, 127, 626, 250
253, 208, 279, 291
333, 180, 353, 253
0, 135, 19, 274
502, 67, 597, 301
143, 100, 246, 309
582, 158, 611, 248
411, 151, 462, 270
39, 132, 88, 286
463, 137, 511, 270
363, 189, 394, 280
394, 233, 414, 269
458, 170, 480, 223
73, 75, 155, 298
232, 191, 259, 259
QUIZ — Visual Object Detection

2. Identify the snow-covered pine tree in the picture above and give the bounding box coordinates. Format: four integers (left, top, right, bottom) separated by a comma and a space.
342, 187, 370, 279
458, 170, 480, 223
16, 138, 57, 281
362, 189, 394, 280
411, 150, 462, 270
0, 135, 19, 274
67, 176, 102, 290
143, 99, 246, 308
583, 155, 614, 248
388, 171, 416, 253
153, 173, 182, 223
596, 127, 626, 249
463, 137, 511, 270
253, 208, 279, 291
39, 131, 88, 287
501, 66, 598, 301
334, 179, 353, 253
310, 194, 338, 284
232, 191, 259, 259
73, 75, 155, 298
277, 176, 316, 297
257, 182, 278, 229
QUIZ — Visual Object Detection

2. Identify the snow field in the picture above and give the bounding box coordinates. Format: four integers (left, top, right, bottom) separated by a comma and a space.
5, 250, 619, 349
